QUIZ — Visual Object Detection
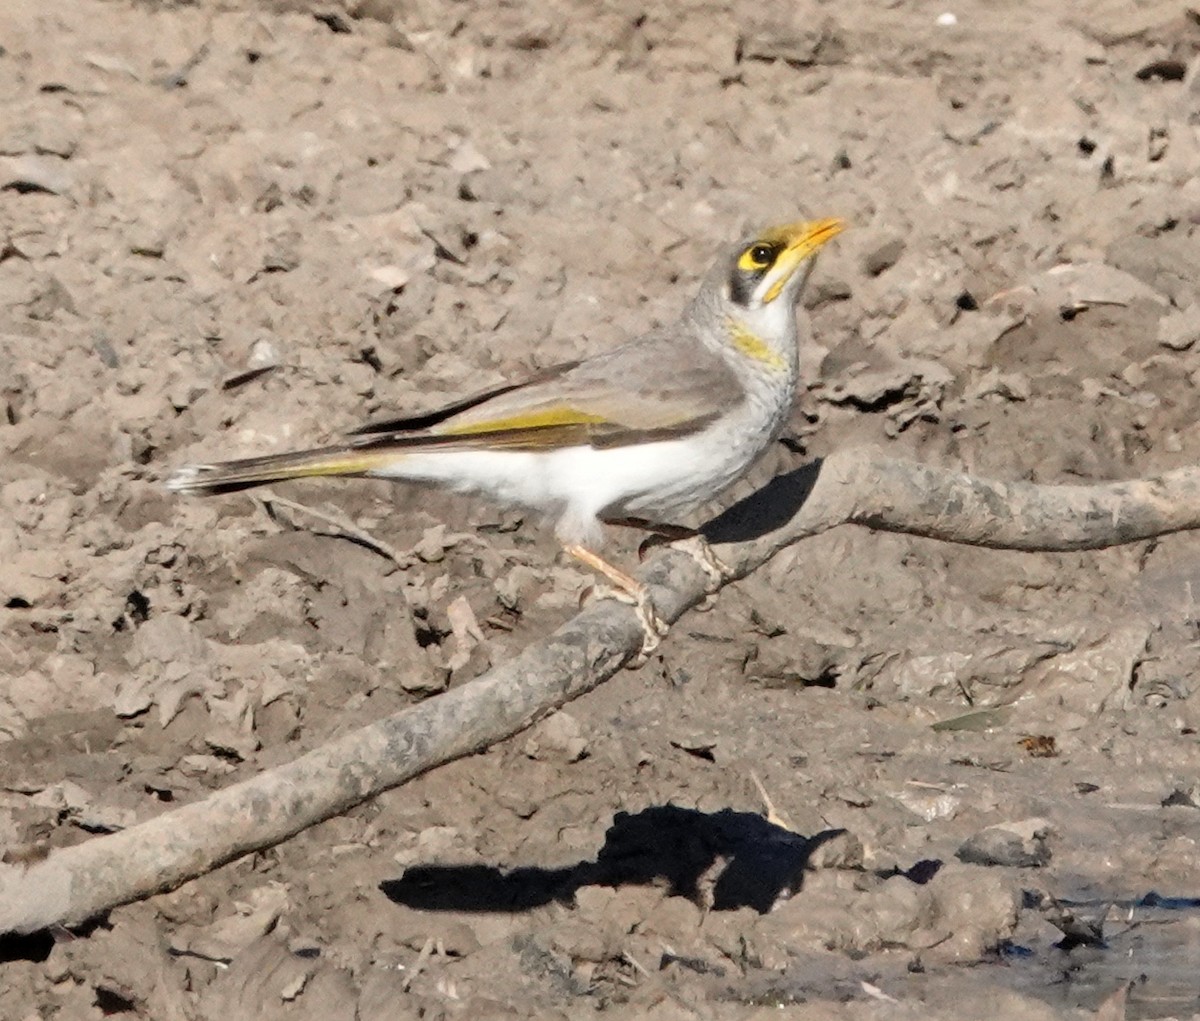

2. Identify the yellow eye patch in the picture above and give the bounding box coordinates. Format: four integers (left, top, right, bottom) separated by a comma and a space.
737, 242, 778, 273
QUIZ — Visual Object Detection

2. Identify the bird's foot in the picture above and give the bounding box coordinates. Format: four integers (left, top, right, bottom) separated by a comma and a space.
587, 582, 668, 664
630, 526, 730, 602
669, 534, 732, 610
566, 543, 667, 665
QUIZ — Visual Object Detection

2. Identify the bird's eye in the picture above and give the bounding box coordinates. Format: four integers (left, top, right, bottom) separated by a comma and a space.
735, 241, 779, 275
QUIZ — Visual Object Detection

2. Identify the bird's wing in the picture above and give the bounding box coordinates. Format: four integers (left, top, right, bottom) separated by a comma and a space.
348, 363, 583, 436
349, 330, 745, 453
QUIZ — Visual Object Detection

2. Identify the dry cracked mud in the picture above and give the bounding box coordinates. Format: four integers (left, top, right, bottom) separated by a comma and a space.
3, 0, 1200, 1018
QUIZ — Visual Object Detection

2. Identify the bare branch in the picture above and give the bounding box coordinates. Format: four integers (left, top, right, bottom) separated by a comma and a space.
3, 446, 1198, 934
706, 446, 1200, 573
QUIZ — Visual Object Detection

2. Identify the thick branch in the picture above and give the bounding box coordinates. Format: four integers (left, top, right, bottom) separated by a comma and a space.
706, 446, 1200, 575
4, 446, 1200, 934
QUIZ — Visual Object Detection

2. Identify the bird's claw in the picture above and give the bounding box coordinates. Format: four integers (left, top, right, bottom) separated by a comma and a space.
670, 535, 732, 596
587, 582, 668, 665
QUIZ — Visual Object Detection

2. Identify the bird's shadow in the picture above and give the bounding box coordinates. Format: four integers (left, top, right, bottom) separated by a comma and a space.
699, 457, 824, 546
381, 804, 849, 916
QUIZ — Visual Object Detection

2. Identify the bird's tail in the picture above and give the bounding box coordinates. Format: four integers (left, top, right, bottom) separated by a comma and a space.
165, 444, 397, 496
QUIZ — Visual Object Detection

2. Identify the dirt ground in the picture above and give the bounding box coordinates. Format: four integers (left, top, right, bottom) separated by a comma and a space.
3, 0, 1200, 1017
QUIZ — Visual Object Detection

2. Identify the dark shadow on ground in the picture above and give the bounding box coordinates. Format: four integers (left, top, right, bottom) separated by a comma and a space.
0, 930, 54, 965
700, 458, 824, 546
381, 804, 847, 915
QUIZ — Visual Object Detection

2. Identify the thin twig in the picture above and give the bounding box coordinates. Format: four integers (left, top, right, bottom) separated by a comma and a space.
750, 770, 796, 833
257, 490, 414, 568
401, 935, 436, 992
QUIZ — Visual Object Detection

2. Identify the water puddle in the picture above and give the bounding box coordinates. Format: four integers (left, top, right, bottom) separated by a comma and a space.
1001, 893, 1200, 1018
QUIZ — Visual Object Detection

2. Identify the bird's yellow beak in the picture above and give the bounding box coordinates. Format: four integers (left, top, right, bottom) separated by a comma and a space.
762, 217, 845, 304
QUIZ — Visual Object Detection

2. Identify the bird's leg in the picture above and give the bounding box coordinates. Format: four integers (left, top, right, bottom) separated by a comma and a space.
564, 543, 667, 660
604, 517, 732, 595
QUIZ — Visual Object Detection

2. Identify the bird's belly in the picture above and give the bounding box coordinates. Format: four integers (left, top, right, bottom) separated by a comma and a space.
621, 390, 792, 517
371, 449, 568, 510
574, 395, 785, 521
610, 427, 769, 519
375, 444, 695, 515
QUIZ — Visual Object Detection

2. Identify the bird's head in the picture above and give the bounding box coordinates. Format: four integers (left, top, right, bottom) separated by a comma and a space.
725, 217, 844, 312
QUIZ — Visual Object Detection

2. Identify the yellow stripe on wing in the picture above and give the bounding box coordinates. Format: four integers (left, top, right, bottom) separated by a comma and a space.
289, 456, 390, 476
438, 406, 610, 436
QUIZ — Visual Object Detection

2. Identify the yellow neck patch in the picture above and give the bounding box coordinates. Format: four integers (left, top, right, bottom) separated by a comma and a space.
728, 320, 787, 372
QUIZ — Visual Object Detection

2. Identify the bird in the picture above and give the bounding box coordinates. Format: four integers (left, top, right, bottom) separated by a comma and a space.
167, 216, 844, 653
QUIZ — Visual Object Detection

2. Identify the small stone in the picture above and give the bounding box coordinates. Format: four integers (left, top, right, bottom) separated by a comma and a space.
807, 829, 864, 870
967, 368, 1031, 403
0, 549, 61, 608
25, 276, 77, 320
350, 0, 405, 23
42, 944, 70, 983
367, 264, 411, 290
1039, 261, 1169, 311
495, 564, 544, 611
279, 971, 308, 1001
31, 118, 79, 159
415, 825, 461, 857
259, 233, 301, 275
738, 14, 847, 66
1121, 362, 1147, 388
204, 726, 260, 762
178, 754, 234, 777
31, 780, 90, 813
112, 675, 154, 718
128, 228, 166, 258
0, 154, 74, 196
1162, 783, 1200, 808
1158, 304, 1200, 351
74, 802, 137, 833
449, 139, 491, 174
862, 235, 906, 276
247, 337, 280, 370
828, 784, 874, 809
167, 379, 208, 412
573, 884, 616, 923
413, 525, 453, 563
525, 711, 588, 763
550, 917, 609, 964
956, 818, 1052, 867
892, 788, 960, 822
